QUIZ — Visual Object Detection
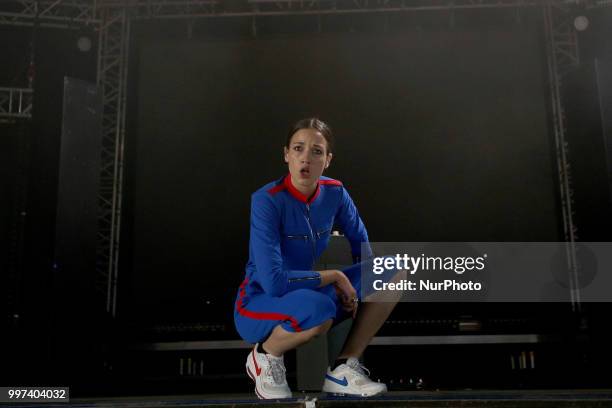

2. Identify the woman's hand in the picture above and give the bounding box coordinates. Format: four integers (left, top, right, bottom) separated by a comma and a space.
333, 271, 358, 319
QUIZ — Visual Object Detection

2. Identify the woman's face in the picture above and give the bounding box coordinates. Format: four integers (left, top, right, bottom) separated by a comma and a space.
284, 128, 332, 191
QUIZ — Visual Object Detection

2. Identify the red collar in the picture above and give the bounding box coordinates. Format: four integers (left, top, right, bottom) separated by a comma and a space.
284, 174, 321, 204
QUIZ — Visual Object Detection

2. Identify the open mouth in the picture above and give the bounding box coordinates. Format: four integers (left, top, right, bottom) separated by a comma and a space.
300, 167, 310, 177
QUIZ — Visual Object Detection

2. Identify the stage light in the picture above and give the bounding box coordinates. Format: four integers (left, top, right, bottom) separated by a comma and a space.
77, 35, 92, 52
573, 15, 589, 31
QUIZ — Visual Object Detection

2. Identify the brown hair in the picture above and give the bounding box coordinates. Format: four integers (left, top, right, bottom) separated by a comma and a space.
286, 117, 334, 155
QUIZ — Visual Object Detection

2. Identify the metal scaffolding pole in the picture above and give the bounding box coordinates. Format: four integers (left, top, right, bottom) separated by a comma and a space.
543, 1, 581, 311
96, 5, 129, 316
0, 87, 33, 120
0, 0, 98, 28
589, 0, 612, 7
97, 0, 538, 19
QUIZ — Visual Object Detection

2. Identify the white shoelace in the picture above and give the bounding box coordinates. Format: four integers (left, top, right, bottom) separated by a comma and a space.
267, 356, 287, 385
347, 358, 371, 379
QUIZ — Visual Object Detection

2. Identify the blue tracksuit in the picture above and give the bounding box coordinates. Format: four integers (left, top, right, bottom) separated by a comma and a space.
234, 174, 373, 344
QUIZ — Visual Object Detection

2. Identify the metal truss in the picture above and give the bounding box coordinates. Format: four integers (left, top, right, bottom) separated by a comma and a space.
246, 0, 539, 17
546, 2, 580, 78
99, 0, 218, 19
543, 2, 580, 310
95, 5, 130, 316
587, 0, 612, 8
0, 87, 33, 120
94, 0, 540, 19
0, 0, 98, 29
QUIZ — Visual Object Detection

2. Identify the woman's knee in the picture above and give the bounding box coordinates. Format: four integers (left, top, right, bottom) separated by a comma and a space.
305, 318, 333, 339
267, 318, 332, 344
292, 289, 337, 319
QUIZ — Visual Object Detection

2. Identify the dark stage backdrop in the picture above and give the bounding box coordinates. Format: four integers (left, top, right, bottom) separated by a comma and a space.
1, 25, 99, 385
124, 14, 559, 326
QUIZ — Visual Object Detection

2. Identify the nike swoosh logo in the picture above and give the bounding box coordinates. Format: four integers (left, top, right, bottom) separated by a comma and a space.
252, 351, 261, 376
326, 374, 348, 386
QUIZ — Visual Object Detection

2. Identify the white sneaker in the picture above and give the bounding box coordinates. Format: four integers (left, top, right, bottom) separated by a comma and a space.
322, 357, 387, 397
245, 344, 292, 399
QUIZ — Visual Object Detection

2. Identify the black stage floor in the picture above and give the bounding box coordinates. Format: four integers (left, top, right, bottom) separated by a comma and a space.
3, 390, 612, 408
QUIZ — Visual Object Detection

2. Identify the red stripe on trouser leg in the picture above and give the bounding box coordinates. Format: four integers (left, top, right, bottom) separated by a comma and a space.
236, 278, 303, 332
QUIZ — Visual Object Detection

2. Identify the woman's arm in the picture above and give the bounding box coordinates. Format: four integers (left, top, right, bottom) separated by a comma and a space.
318, 269, 356, 298
317, 269, 341, 287
335, 186, 373, 262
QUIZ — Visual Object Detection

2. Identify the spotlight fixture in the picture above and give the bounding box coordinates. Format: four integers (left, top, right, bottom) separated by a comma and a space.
77, 35, 92, 52
573, 15, 589, 31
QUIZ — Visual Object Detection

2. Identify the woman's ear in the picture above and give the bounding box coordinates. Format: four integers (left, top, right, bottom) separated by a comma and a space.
325, 153, 333, 168
283, 146, 289, 163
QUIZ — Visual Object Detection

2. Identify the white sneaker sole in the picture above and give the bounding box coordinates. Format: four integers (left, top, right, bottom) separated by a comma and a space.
324, 391, 385, 397
324, 390, 349, 397
322, 382, 387, 397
